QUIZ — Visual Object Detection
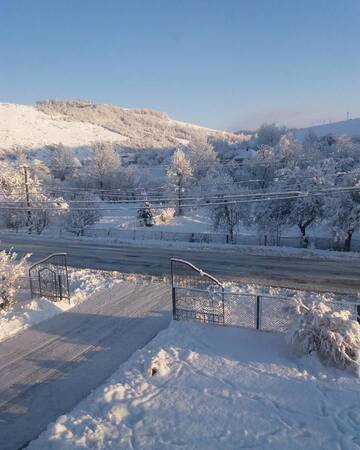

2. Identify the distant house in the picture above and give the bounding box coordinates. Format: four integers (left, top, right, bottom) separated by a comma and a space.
233, 147, 257, 163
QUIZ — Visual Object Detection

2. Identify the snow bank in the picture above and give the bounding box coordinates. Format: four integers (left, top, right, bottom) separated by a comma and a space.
29, 321, 360, 450
0, 103, 125, 153
0, 268, 123, 343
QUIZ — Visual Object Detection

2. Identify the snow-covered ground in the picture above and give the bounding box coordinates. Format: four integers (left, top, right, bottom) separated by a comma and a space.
93, 204, 213, 232
0, 103, 125, 154
29, 321, 360, 450
295, 117, 360, 139
0, 268, 124, 343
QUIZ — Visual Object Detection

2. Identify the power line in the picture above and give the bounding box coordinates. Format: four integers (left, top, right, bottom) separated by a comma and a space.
1, 185, 360, 211
4, 167, 360, 200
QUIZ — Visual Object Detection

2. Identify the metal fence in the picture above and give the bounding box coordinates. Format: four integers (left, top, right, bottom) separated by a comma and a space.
83, 227, 360, 252
29, 253, 70, 302
170, 258, 360, 332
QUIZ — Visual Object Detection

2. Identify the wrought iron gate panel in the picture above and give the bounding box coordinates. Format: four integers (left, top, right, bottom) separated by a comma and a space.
29, 253, 70, 302
171, 258, 225, 324
170, 258, 360, 332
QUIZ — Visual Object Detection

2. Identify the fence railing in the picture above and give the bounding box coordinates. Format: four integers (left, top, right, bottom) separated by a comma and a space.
83, 227, 360, 252
170, 258, 360, 332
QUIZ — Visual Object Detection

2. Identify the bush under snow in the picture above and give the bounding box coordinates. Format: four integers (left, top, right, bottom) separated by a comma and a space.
154, 207, 176, 224
0, 249, 29, 310
287, 301, 360, 374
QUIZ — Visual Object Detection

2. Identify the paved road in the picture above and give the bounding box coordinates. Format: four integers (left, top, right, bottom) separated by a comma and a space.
1, 235, 360, 294
0, 282, 171, 450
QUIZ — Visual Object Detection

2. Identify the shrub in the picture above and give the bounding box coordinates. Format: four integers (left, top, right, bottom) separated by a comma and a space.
287, 301, 360, 374
0, 249, 29, 310
155, 208, 175, 224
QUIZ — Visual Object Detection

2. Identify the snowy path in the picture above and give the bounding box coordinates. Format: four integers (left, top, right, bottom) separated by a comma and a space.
0, 282, 171, 450
1, 235, 360, 294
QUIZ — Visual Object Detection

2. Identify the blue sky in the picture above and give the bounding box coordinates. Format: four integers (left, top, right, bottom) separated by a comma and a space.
0, 0, 359, 130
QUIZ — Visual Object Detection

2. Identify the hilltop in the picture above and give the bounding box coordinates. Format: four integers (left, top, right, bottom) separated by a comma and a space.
0, 100, 248, 157
295, 118, 360, 139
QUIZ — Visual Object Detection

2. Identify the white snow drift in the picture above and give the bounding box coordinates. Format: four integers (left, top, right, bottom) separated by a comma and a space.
29, 321, 360, 450
0, 268, 123, 343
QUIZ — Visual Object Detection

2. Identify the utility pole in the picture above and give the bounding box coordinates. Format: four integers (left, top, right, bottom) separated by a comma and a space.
23, 166, 32, 229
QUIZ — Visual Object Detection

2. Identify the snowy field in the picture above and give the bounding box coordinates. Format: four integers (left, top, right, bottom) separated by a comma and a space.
93, 204, 213, 232
0, 268, 125, 343
29, 321, 360, 450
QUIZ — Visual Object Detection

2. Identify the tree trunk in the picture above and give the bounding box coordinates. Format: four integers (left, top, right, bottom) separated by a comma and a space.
298, 223, 309, 248
224, 202, 234, 243
177, 178, 183, 216
229, 225, 234, 243
344, 230, 353, 252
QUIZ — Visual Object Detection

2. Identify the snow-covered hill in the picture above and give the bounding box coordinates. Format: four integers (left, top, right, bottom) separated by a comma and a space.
0, 103, 126, 155
0, 101, 248, 158
295, 118, 360, 139
36, 100, 249, 150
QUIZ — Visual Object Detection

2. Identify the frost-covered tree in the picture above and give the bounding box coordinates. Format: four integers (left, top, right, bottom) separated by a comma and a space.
0, 249, 29, 310
326, 187, 360, 251
167, 148, 193, 215
50, 144, 78, 181
275, 166, 326, 246
256, 123, 285, 147
206, 172, 251, 242
277, 133, 302, 160
242, 144, 277, 190
65, 193, 102, 236
188, 136, 218, 181
287, 300, 360, 373
0, 162, 67, 234
253, 198, 291, 246
90, 142, 121, 190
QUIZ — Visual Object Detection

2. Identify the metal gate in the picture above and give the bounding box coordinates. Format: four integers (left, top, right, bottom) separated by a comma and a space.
170, 258, 225, 324
170, 258, 360, 331
29, 253, 70, 302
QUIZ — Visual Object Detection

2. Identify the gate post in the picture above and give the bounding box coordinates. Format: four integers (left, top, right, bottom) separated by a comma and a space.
170, 260, 177, 320
256, 295, 261, 329
222, 286, 225, 324
38, 272, 42, 298
58, 274, 63, 300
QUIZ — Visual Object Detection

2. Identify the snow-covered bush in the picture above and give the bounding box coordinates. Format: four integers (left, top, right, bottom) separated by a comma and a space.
155, 208, 175, 224
0, 249, 29, 310
287, 301, 360, 374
